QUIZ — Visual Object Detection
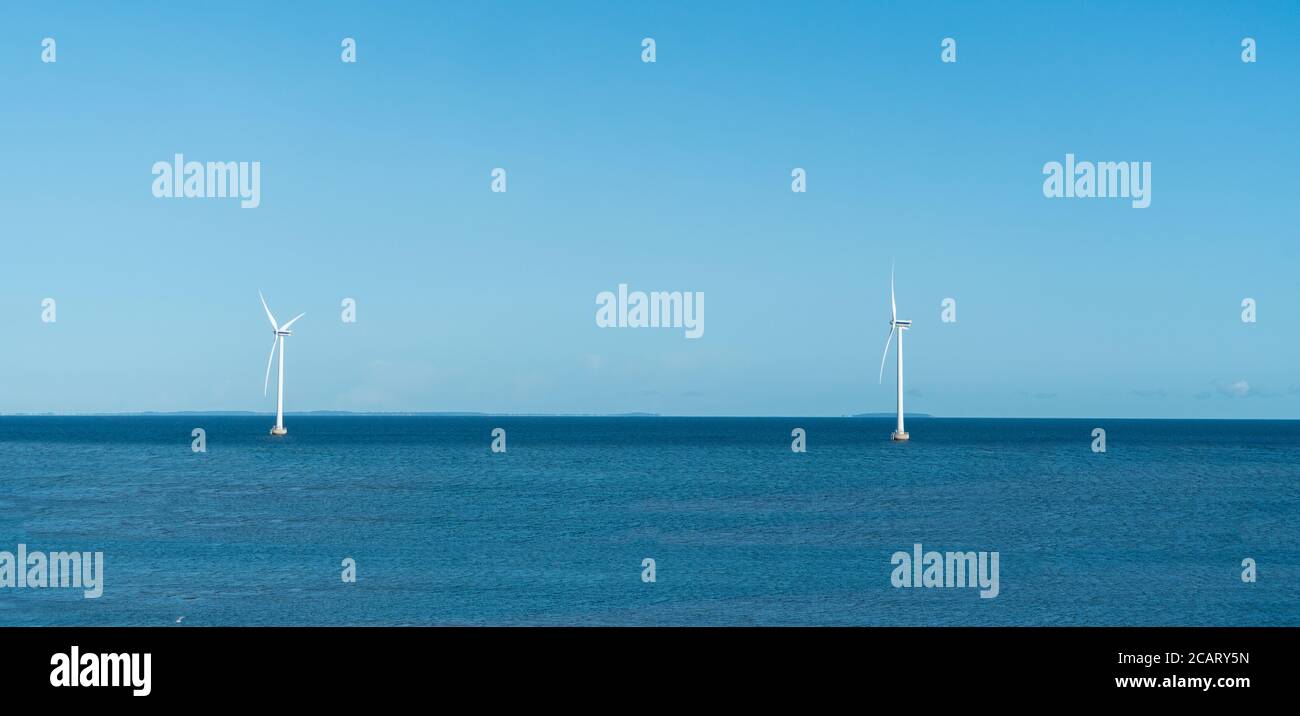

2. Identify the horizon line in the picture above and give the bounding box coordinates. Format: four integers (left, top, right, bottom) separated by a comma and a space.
1, 411, 1297, 422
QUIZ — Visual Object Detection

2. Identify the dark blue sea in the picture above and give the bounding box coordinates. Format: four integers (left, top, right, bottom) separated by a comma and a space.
1, 416, 1296, 626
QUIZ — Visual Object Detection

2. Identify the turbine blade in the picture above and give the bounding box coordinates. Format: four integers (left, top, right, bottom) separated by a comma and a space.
263, 337, 278, 396
259, 290, 278, 331
878, 327, 895, 384
890, 263, 896, 322
280, 312, 306, 331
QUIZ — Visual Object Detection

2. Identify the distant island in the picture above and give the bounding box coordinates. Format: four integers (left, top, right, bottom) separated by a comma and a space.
1, 411, 665, 417
1, 411, 941, 418
850, 412, 933, 418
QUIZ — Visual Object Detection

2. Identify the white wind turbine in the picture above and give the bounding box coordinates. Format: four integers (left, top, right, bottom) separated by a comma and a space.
877, 265, 912, 441
259, 291, 305, 436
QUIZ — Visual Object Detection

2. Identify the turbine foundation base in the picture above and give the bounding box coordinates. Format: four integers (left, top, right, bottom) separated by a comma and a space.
270, 427, 287, 436
891, 431, 910, 441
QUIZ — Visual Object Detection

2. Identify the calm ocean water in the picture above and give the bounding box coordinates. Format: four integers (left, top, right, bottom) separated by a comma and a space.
0, 416, 1296, 626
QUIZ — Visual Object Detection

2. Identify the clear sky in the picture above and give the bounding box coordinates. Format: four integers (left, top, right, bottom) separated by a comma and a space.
1, 1, 1297, 418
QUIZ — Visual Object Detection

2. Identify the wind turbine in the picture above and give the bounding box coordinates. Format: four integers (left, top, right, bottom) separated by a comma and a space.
259, 291, 305, 436
877, 265, 912, 441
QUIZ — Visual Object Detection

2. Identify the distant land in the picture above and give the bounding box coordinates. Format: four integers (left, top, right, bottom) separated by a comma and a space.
0, 411, 665, 417
0, 411, 939, 418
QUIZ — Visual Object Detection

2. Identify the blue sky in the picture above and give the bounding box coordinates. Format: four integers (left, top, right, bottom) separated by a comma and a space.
1, 1, 1297, 417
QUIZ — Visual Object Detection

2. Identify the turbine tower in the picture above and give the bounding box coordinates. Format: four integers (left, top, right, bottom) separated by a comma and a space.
259, 291, 305, 437
877, 266, 912, 441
